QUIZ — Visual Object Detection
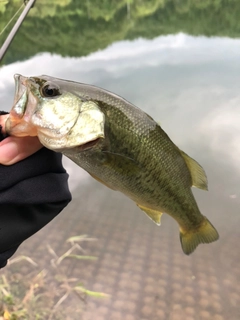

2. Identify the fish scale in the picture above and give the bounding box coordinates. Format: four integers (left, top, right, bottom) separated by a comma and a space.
6, 74, 219, 255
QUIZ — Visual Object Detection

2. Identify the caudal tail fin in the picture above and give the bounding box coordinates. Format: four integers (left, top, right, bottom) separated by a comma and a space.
180, 217, 219, 255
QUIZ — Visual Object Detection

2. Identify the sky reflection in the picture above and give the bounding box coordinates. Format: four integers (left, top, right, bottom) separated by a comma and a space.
0, 33, 240, 195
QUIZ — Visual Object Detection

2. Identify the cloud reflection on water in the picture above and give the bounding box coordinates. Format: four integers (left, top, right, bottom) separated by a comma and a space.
0, 33, 239, 192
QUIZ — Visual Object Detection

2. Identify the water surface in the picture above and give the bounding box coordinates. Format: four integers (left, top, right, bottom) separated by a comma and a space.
0, 1, 239, 319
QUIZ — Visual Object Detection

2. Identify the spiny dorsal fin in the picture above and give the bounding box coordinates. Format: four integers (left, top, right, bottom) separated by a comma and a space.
179, 150, 208, 191
137, 204, 163, 226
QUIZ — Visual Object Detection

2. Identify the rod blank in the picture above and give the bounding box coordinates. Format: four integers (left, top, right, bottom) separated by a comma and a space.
0, 0, 36, 63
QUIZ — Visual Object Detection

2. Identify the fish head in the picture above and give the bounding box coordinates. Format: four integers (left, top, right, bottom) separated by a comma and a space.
6, 74, 105, 151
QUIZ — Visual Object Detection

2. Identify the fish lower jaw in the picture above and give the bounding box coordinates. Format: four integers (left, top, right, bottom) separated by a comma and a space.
62, 137, 102, 153
38, 134, 102, 152
76, 138, 101, 151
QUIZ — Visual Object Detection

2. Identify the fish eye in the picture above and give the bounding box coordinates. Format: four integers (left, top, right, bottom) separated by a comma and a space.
40, 83, 61, 98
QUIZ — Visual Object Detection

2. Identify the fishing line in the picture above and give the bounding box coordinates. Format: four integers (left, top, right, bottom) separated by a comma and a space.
0, 2, 24, 37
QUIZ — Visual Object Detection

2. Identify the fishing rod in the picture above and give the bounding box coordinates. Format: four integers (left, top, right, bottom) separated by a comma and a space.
0, 0, 36, 62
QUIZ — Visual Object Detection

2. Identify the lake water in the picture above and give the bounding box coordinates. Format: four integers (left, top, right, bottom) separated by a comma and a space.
0, 1, 240, 320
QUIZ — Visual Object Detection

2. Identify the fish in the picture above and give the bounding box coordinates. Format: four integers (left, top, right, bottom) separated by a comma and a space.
6, 74, 219, 255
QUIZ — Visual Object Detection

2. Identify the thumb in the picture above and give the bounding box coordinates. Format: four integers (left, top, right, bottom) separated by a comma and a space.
0, 136, 42, 165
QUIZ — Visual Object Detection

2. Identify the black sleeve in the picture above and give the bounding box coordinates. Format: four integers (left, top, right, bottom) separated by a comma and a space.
0, 111, 72, 268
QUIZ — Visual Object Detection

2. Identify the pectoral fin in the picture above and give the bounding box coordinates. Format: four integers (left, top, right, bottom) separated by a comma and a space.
102, 150, 141, 176
89, 173, 116, 190
179, 150, 208, 191
137, 204, 163, 226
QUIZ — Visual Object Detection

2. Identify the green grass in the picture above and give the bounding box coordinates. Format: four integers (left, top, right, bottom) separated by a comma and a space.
0, 235, 109, 320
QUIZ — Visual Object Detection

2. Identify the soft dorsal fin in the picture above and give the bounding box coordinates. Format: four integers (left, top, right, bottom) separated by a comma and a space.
180, 150, 208, 191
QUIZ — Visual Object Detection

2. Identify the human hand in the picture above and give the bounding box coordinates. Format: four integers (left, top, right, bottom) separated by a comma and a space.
0, 114, 42, 165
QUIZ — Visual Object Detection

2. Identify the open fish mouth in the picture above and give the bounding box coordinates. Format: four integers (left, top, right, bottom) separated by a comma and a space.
5, 75, 39, 137
12, 74, 28, 118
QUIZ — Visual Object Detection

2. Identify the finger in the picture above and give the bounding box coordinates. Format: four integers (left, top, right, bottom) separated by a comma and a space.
0, 114, 8, 133
0, 136, 42, 165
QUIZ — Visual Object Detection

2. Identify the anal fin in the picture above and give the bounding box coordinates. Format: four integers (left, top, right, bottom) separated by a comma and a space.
137, 204, 163, 226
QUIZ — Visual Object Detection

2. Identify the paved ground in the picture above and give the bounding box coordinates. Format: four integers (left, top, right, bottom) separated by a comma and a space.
2, 161, 240, 320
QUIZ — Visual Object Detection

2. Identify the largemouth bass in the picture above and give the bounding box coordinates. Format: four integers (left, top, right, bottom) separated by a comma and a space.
6, 74, 219, 255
